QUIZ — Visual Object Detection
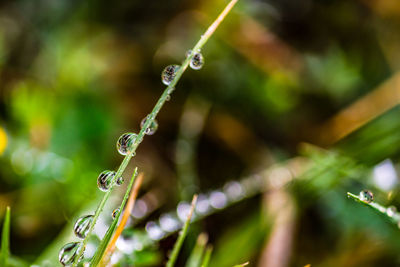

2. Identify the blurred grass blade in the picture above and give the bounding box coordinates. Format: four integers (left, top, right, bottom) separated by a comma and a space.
89, 168, 138, 267
233, 262, 249, 267
1, 207, 11, 267
200, 245, 213, 267
166, 195, 198, 267
347, 192, 400, 224
186, 233, 208, 267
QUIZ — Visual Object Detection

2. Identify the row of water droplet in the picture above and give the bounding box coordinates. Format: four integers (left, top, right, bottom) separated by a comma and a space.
59, 112, 163, 265
59, 50, 204, 266
358, 189, 400, 225
113, 173, 265, 255
161, 50, 204, 86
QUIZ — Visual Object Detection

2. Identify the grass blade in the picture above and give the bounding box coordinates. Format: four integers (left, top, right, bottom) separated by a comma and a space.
166, 195, 198, 267
1, 206, 11, 267
186, 233, 208, 267
99, 172, 144, 266
347, 192, 400, 224
200, 245, 213, 267
89, 168, 138, 267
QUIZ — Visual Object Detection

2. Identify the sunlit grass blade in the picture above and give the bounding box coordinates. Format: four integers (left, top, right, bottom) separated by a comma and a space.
186, 233, 208, 267
166, 195, 198, 267
233, 262, 249, 267
347, 192, 400, 224
1, 206, 11, 267
89, 168, 138, 267
99, 172, 144, 266
200, 245, 213, 267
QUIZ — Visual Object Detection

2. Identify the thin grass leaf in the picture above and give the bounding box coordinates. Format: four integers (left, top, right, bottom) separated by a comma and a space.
186, 233, 208, 267
1, 206, 11, 267
200, 245, 213, 267
347, 192, 400, 224
8, 255, 29, 267
233, 262, 249, 267
166, 195, 198, 267
99, 172, 144, 266
89, 168, 138, 267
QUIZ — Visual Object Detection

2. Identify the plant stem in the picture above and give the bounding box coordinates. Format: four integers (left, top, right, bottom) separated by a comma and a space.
100, 173, 144, 266
166, 195, 198, 267
89, 169, 138, 267
0, 206, 10, 267
73, 0, 239, 265
200, 245, 213, 267
347, 192, 400, 224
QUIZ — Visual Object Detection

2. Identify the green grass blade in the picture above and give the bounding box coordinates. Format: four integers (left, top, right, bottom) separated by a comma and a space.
8, 255, 29, 267
186, 233, 208, 267
347, 192, 400, 224
200, 245, 213, 267
166, 195, 198, 267
1, 206, 11, 267
89, 168, 138, 267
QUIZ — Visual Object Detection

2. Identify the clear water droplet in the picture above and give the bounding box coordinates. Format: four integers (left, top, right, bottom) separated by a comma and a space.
116, 176, 124, 186
59, 242, 83, 266
117, 133, 137, 155
112, 208, 120, 219
166, 95, 171, 101
74, 215, 94, 239
359, 189, 374, 203
97, 170, 116, 192
189, 52, 204, 70
161, 65, 180, 85
140, 115, 158, 135
387, 205, 397, 217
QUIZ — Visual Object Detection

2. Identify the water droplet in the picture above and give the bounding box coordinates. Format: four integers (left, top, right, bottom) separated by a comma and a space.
223, 181, 244, 200
59, 242, 83, 266
359, 189, 374, 203
159, 213, 181, 232
189, 52, 204, 70
140, 115, 158, 135
387, 205, 397, 217
166, 95, 171, 101
112, 208, 120, 219
116, 176, 124, 186
145, 221, 165, 240
209, 191, 227, 209
161, 65, 180, 85
97, 170, 116, 192
195, 194, 211, 215
117, 133, 137, 155
74, 215, 94, 239
131, 199, 148, 219
177, 202, 191, 221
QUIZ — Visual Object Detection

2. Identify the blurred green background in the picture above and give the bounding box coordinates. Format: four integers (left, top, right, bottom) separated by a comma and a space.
1, 0, 400, 266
